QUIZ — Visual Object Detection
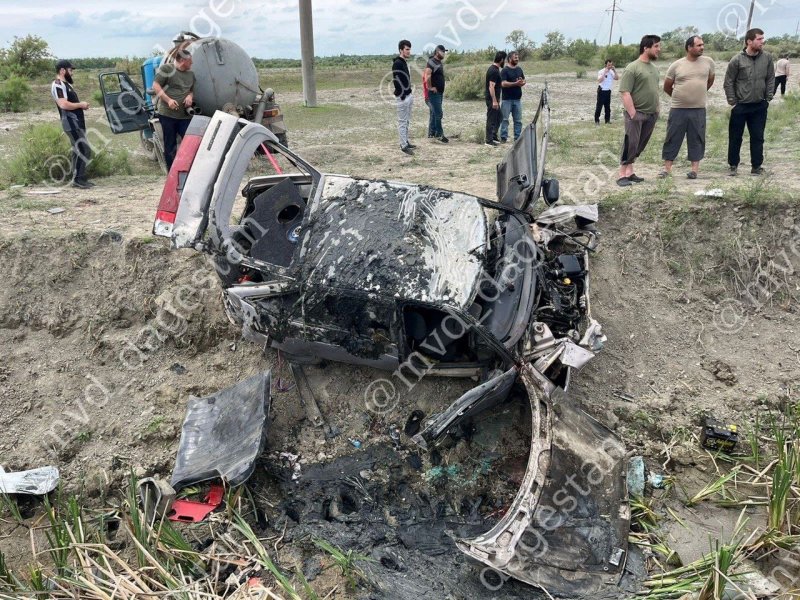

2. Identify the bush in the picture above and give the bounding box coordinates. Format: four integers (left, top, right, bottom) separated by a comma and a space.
569, 39, 598, 66
0, 34, 53, 79
446, 67, 484, 101
603, 44, 639, 67
1, 123, 131, 187
0, 76, 31, 112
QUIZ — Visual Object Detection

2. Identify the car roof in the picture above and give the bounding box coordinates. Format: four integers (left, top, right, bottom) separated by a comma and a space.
295, 175, 489, 308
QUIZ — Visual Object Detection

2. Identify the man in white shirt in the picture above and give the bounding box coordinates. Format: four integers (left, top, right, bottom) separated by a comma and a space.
775, 54, 790, 96
594, 59, 618, 124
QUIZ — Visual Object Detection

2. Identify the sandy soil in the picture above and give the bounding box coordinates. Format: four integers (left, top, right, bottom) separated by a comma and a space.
1, 66, 799, 598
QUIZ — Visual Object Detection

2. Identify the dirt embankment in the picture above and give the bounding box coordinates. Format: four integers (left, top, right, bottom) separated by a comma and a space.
0, 195, 798, 596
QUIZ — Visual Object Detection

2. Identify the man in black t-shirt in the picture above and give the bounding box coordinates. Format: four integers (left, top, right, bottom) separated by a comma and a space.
500, 51, 526, 142
484, 51, 507, 146
51, 59, 93, 189
424, 45, 448, 142
392, 40, 415, 155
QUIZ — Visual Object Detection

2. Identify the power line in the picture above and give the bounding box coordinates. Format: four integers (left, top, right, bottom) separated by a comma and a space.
606, 0, 623, 46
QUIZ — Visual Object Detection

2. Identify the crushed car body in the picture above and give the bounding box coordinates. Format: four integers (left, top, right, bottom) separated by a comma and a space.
152, 89, 630, 597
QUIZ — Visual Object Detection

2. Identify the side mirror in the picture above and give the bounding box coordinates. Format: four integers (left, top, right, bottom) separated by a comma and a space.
542, 178, 559, 206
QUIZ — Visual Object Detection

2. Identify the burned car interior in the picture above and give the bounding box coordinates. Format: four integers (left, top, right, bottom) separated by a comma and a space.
153, 88, 629, 597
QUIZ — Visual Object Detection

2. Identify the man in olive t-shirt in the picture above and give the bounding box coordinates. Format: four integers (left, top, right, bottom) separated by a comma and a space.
152, 50, 195, 170
617, 35, 662, 187
659, 36, 715, 179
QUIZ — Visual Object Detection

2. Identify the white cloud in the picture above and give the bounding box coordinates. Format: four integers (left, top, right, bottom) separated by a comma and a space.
1, 1, 796, 59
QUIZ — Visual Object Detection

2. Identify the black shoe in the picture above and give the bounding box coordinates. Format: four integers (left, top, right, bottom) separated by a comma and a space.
729, 166, 738, 176
71, 179, 91, 189
407, 143, 417, 149
401, 145, 414, 155
628, 174, 644, 183
616, 177, 632, 187
751, 166, 764, 175
493, 135, 500, 142
438, 135, 449, 143
500, 137, 508, 143
485, 140, 498, 147
76, 178, 95, 187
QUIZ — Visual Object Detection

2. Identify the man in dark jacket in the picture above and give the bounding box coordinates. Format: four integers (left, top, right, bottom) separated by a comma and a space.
392, 40, 415, 155
51, 59, 93, 189
484, 51, 506, 146
723, 28, 775, 175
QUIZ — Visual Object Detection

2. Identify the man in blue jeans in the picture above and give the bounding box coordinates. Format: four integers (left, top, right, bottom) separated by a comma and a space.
424, 45, 448, 143
500, 51, 526, 142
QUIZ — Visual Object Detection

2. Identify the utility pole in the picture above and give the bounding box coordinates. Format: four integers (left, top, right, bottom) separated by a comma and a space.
607, 0, 619, 46
299, 0, 317, 107
795, 19, 799, 39
745, 0, 755, 32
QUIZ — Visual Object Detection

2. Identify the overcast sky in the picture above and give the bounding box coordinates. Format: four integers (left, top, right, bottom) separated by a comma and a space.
2, 0, 797, 59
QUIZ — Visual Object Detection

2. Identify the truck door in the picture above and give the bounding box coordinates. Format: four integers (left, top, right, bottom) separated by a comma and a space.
98, 72, 150, 134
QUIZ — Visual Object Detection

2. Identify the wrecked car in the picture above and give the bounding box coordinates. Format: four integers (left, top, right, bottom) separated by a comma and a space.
152, 89, 630, 597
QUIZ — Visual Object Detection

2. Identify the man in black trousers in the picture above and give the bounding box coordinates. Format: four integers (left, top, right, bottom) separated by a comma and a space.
484, 51, 506, 146
595, 59, 618, 124
723, 28, 774, 176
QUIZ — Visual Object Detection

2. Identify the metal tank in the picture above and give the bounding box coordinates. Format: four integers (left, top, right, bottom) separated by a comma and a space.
165, 34, 260, 116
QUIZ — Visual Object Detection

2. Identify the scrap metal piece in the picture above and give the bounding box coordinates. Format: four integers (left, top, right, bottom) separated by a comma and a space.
137, 477, 176, 525
168, 484, 224, 523
455, 363, 630, 598
0, 465, 59, 495
288, 362, 326, 428
413, 368, 517, 450
171, 371, 271, 490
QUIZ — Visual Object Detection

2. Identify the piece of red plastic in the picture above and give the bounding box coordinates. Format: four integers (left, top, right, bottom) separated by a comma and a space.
168, 483, 225, 522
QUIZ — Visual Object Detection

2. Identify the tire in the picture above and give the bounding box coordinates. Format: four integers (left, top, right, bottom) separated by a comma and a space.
153, 130, 168, 174
277, 133, 288, 148
139, 130, 156, 161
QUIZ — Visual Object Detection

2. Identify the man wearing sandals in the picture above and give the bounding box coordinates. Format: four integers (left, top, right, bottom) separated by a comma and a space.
617, 35, 662, 187
658, 36, 715, 180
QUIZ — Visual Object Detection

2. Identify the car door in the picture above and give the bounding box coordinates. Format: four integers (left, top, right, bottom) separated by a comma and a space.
495, 88, 550, 212
99, 71, 151, 134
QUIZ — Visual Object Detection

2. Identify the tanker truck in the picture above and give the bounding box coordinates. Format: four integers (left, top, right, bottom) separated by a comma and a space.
99, 32, 288, 172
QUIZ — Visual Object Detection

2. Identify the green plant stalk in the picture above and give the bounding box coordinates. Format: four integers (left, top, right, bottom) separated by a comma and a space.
233, 512, 302, 600
686, 467, 740, 506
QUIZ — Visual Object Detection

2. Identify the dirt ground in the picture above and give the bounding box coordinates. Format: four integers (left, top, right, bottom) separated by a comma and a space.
1, 63, 799, 599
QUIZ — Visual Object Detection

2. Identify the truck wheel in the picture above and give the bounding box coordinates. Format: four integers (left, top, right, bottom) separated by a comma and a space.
140, 130, 156, 161
153, 132, 168, 174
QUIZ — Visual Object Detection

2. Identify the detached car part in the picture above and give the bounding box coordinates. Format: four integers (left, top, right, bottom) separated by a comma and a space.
171, 371, 271, 490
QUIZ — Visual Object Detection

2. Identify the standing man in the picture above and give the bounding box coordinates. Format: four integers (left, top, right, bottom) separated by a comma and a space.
424, 45, 448, 143
499, 51, 526, 142
659, 36, 715, 179
774, 54, 790, 97
152, 50, 195, 171
595, 59, 618, 124
393, 40, 415, 155
51, 59, 93, 189
484, 51, 507, 146
617, 35, 662, 187
724, 28, 774, 176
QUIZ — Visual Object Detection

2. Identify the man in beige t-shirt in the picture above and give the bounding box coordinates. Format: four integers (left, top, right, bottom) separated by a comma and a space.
775, 55, 790, 96
659, 36, 715, 179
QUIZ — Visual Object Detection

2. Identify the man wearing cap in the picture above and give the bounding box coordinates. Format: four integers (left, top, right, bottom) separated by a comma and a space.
424, 45, 448, 143
51, 59, 93, 189
152, 50, 195, 171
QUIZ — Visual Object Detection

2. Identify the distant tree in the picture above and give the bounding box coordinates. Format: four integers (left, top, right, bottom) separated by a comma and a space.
604, 44, 639, 66
660, 25, 700, 45
568, 39, 597, 66
505, 30, 535, 60
540, 31, 567, 60
0, 35, 53, 79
